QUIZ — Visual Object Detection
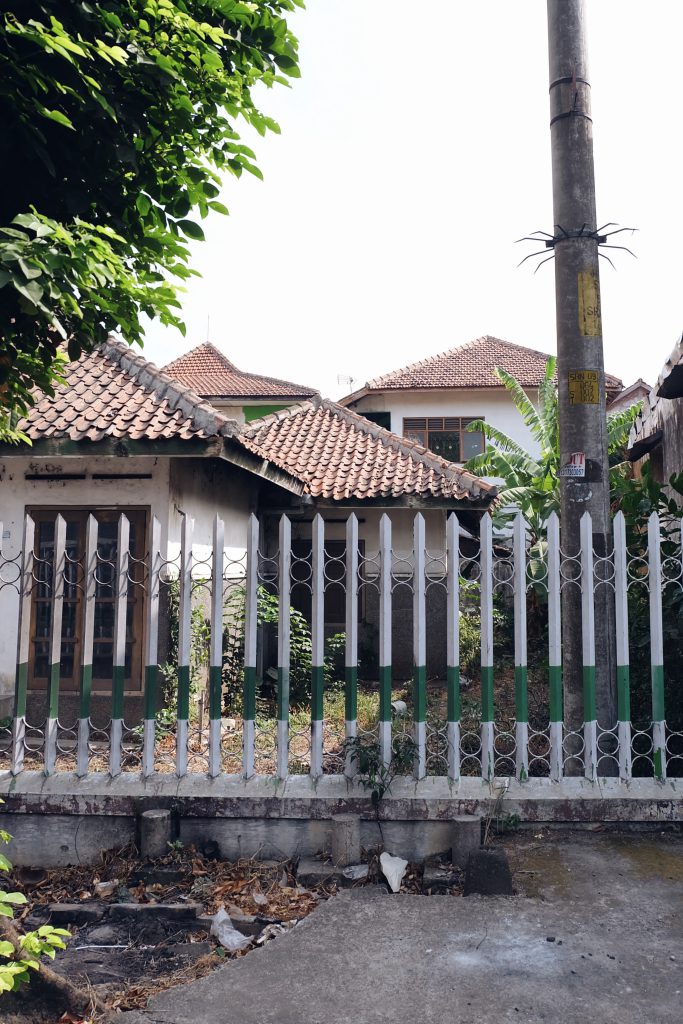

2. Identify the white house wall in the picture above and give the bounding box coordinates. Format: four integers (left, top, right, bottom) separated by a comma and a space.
350, 388, 541, 468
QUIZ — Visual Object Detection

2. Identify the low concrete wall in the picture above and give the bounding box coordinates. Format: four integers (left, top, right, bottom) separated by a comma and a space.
1, 773, 681, 867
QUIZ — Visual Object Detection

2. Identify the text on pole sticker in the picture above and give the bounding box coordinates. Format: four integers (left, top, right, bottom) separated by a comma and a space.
578, 271, 601, 336
559, 452, 586, 478
568, 369, 599, 405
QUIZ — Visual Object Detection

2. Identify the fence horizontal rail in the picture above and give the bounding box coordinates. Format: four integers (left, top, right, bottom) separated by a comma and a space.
1, 508, 682, 786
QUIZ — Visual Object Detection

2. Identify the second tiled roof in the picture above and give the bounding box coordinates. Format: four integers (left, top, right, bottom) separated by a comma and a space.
357, 335, 623, 392
238, 399, 495, 503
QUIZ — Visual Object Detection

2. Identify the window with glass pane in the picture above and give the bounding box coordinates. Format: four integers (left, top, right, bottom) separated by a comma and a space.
28, 509, 146, 691
402, 417, 484, 463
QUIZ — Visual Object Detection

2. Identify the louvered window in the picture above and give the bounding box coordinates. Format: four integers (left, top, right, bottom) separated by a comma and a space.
402, 416, 485, 463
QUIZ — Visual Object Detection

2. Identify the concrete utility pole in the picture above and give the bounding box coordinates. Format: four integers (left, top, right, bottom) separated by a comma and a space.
546, 0, 616, 758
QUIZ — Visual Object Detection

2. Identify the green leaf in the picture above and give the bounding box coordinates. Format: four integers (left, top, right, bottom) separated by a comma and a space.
136, 194, 152, 217
0, 892, 27, 905
39, 108, 75, 129
177, 219, 205, 241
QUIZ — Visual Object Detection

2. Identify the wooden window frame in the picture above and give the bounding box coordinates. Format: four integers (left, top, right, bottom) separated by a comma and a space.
27, 506, 148, 694
402, 416, 485, 463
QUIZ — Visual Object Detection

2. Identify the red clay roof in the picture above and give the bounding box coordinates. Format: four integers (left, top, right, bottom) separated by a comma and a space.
164, 343, 318, 400
17, 338, 237, 443
340, 335, 623, 400
238, 399, 495, 503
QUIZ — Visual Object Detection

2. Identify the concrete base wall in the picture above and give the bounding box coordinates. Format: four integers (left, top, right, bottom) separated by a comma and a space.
1, 772, 681, 868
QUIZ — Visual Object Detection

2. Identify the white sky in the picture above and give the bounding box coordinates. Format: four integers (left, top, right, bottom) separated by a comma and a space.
141, 0, 682, 400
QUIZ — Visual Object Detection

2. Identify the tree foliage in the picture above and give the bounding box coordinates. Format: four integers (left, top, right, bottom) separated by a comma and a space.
464, 358, 639, 542
0, 0, 303, 434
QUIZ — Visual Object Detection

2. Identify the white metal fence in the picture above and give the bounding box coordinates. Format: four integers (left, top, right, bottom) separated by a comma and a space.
1, 509, 682, 784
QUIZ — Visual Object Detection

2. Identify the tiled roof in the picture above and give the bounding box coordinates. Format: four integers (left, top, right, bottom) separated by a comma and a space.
17, 338, 238, 443
164, 343, 318, 400
340, 335, 623, 399
238, 399, 495, 503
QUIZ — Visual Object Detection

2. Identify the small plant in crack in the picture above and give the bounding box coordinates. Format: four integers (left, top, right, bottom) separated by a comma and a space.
344, 734, 416, 849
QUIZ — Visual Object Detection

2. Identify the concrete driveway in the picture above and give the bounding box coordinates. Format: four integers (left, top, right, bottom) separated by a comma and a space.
116, 831, 683, 1024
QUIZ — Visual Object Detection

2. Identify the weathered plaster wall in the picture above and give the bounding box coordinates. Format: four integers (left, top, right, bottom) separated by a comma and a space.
0, 456, 172, 711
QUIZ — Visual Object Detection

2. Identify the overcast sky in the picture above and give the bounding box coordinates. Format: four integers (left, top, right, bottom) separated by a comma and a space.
141, 0, 682, 399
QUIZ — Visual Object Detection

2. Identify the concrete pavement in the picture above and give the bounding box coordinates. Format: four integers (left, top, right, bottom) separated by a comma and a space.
116, 831, 683, 1024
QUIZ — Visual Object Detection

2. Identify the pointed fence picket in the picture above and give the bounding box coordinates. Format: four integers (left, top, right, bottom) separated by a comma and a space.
2, 506, 681, 788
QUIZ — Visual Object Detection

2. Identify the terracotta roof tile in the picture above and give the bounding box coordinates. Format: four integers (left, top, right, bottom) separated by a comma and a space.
238, 399, 496, 504
340, 335, 623, 399
17, 338, 239, 443
164, 342, 318, 400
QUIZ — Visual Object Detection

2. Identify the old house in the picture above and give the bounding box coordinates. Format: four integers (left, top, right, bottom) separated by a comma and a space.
628, 334, 683, 483
339, 335, 623, 470
0, 339, 496, 718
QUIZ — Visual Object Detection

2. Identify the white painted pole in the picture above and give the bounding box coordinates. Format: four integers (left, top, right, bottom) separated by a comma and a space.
446, 513, 461, 781
110, 514, 130, 778
209, 515, 225, 778
547, 512, 563, 780
613, 512, 632, 780
11, 514, 35, 776
175, 515, 193, 778
344, 514, 359, 777
310, 514, 325, 778
647, 512, 666, 781
480, 515, 495, 780
378, 513, 392, 769
243, 515, 259, 779
513, 512, 529, 781
45, 514, 66, 776
142, 516, 161, 778
413, 513, 426, 780
277, 515, 291, 779
580, 512, 597, 781
76, 515, 98, 777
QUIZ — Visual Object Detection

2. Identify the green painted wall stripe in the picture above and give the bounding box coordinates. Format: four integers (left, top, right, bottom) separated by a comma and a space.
413, 665, 426, 723
177, 665, 191, 721
379, 665, 392, 722
144, 665, 158, 721
447, 665, 461, 722
243, 404, 288, 422
480, 665, 494, 723
243, 666, 257, 721
277, 667, 289, 722
311, 666, 324, 721
617, 665, 630, 722
79, 664, 93, 719
651, 664, 665, 722
111, 665, 126, 719
514, 666, 529, 723
344, 666, 357, 721
549, 665, 563, 722
583, 665, 596, 723
48, 663, 60, 719
209, 665, 222, 721
14, 662, 28, 719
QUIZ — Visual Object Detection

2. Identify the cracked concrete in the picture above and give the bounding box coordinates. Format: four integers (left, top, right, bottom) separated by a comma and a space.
114, 832, 683, 1024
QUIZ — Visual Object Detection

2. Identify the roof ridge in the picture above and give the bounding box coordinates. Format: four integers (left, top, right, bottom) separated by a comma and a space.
102, 337, 239, 438
317, 399, 495, 496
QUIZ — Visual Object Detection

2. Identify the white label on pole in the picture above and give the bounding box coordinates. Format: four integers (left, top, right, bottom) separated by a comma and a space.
559, 452, 585, 478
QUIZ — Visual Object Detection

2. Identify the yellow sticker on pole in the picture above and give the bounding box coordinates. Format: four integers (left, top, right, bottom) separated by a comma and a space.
578, 271, 601, 336
568, 370, 599, 405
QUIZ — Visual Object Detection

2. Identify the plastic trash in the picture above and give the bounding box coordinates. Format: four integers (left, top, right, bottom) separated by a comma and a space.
380, 852, 408, 893
210, 907, 252, 951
